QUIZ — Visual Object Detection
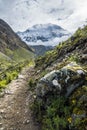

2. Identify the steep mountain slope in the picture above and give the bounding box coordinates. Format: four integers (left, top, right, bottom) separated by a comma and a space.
0, 19, 34, 61
31, 25, 87, 130
17, 23, 70, 46
0, 19, 34, 91
30, 45, 53, 56
0, 52, 11, 61
35, 26, 87, 69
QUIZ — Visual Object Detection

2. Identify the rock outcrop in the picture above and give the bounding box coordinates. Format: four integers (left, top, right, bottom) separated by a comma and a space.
36, 62, 86, 99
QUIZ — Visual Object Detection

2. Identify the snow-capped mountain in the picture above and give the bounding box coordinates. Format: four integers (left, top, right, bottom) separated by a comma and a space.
17, 23, 70, 46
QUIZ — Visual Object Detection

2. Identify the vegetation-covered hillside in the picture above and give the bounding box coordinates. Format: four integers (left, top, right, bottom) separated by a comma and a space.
0, 19, 34, 91
0, 19, 34, 62
35, 26, 87, 69
31, 26, 87, 130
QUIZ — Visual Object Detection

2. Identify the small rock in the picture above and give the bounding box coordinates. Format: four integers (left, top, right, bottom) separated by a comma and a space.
33, 95, 36, 99
37, 70, 40, 74
0, 91, 5, 97
0, 127, 5, 130
0, 110, 4, 114
0, 115, 2, 119
23, 119, 30, 124
18, 75, 24, 79
26, 120, 30, 124
17, 111, 19, 114
5, 90, 13, 95
0, 123, 3, 127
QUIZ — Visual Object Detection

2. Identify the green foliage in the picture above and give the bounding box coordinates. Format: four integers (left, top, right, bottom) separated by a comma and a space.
33, 96, 70, 130
12, 47, 34, 62
0, 79, 7, 89
32, 85, 87, 130
0, 70, 18, 90
42, 97, 70, 130
68, 85, 87, 130
6, 71, 18, 83
68, 53, 80, 63
28, 78, 36, 90
0, 60, 32, 91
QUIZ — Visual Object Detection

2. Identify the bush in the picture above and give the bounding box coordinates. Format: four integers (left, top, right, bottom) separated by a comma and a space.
28, 78, 36, 90
32, 96, 71, 130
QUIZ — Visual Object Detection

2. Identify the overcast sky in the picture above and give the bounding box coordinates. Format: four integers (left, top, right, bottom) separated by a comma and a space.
0, 0, 87, 32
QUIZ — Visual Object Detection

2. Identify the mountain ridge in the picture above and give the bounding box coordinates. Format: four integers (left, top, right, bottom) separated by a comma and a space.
0, 19, 34, 62
17, 23, 70, 46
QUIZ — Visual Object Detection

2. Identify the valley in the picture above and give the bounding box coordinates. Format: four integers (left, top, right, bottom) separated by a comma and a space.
0, 19, 39, 130
0, 14, 87, 130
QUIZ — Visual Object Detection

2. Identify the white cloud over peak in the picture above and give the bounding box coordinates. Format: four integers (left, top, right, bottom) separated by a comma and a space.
0, 0, 87, 32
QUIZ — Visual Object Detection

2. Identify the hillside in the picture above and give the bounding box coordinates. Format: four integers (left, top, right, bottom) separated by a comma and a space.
31, 25, 87, 130
30, 45, 53, 56
0, 19, 34, 91
35, 26, 87, 69
0, 19, 34, 62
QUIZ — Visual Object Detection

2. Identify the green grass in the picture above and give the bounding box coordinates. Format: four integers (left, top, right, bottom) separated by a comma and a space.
0, 58, 34, 91
12, 47, 34, 62
0, 52, 11, 61
0, 44, 35, 91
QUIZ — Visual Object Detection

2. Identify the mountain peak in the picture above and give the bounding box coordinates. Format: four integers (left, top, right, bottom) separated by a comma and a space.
17, 23, 70, 46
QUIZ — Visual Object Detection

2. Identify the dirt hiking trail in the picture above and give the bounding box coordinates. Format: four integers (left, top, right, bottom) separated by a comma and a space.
0, 67, 40, 130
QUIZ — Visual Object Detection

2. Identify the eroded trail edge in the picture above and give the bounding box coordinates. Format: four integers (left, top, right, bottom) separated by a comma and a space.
0, 67, 39, 130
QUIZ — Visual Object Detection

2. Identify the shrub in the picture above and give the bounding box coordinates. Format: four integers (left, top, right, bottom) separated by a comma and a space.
33, 96, 71, 130
28, 78, 36, 90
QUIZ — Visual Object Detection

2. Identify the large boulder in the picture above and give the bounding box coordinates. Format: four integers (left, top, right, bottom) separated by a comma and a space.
36, 62, 86, 98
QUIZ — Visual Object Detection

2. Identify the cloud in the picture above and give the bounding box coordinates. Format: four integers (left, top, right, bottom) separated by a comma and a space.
58, 0, 87, 32
0, 0, 87, 32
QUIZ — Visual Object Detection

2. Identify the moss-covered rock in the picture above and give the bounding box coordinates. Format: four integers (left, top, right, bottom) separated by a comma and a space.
36, 62, 86, 99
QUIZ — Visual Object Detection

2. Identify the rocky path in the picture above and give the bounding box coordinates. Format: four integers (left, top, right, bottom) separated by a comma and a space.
0, 67, 39, 130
